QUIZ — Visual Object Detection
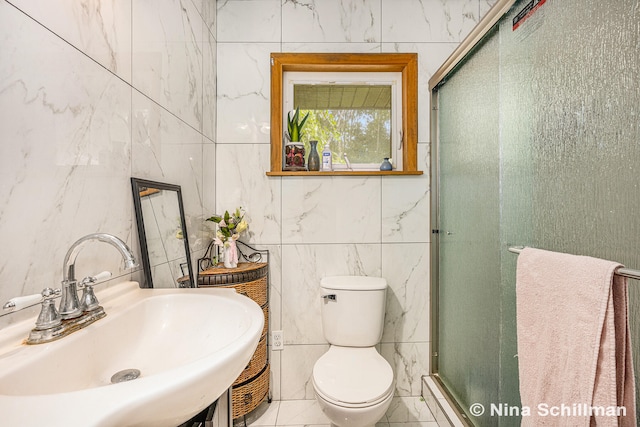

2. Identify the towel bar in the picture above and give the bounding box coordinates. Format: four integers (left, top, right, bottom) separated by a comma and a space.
508, 246, 640, 281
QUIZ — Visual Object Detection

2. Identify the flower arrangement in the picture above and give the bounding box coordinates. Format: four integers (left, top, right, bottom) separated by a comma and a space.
206, 207, 248, 245
206, 207, 248, 268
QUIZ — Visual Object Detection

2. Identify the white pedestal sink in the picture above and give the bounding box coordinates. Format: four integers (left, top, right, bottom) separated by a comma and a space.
0, 281, 264, 427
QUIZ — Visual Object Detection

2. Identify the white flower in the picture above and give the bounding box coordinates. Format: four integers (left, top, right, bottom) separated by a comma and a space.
236, 220, 248, 234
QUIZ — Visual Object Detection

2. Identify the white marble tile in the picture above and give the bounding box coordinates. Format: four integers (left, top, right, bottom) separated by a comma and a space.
382, 145, 430, 243
243, 400, 280, 426
132, 0, 203, 131
276, 399, 331, 425
203, 25, 217, 141
264, 244, 283, 331
0, 1, 133, 307
187, 165, 213, 261
202, 143, 216, 223
381, 0, 479, 43
386, 396, 436, 422
276, 425, 330, 427
281, 177, 382, 244
193, 0, 216, 35
381, 243, 430, 343
269, 346, 282, 401
381, 342, 430, 397
282, 42, 382, 54
216, 43, 276, 144
215, 144, 282, 244
131, 91, 206, 252
481, 0, 500, 19
217, 0, 281, 42
281, 244, 382, 345
381, 42, 459, 143
280, 345, 329, 400
9, 0, 133, 83
282, 0, 381, 43
388, 423, 439, 427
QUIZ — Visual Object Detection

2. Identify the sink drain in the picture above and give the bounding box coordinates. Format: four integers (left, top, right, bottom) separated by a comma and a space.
111, 369, 141, 384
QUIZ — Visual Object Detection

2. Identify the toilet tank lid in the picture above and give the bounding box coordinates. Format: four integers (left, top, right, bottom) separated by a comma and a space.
321, 276, 387, 291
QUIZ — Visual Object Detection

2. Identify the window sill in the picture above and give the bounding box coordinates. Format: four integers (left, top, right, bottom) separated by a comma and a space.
266, 170, 423, 177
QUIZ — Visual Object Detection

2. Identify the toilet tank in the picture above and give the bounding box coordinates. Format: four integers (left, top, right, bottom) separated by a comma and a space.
320, 276, 387, 347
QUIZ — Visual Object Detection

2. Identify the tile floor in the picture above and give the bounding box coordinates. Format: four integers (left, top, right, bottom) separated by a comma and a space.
234, 397, 441, 427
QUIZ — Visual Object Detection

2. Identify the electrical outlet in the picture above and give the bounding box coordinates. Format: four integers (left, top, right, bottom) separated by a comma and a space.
272, 330, 284, 351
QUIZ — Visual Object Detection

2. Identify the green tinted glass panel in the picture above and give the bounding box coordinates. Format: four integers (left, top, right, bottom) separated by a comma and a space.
437, 25, 501, 427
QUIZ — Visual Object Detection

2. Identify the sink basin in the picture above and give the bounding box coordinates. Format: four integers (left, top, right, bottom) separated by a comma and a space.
0, 281, 264, 427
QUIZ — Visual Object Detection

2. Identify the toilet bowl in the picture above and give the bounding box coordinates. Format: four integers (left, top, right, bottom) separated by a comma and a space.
313, 346, 394, 427
313, 276, 395, 427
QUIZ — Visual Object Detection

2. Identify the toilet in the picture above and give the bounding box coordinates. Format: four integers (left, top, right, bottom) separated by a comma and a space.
312, 276, 394, 427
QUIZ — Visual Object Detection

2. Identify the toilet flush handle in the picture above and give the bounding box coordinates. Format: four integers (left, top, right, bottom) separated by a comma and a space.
321, 294, 336, 301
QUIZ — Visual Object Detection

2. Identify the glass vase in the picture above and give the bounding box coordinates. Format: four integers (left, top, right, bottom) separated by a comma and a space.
308, 140, 320, 171
223, 240, 238, 269
380, 157, 393, 171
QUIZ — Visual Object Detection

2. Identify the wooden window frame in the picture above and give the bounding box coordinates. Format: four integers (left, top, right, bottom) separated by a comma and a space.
267, 53, 422, 176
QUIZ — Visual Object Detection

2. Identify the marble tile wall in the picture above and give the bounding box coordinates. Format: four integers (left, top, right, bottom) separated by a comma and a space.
216, 0, 496, 407
0, 0, 216, 327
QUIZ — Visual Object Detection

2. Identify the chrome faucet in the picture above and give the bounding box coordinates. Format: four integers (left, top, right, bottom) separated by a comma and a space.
2, 233, 137, 344
59, 233, 137, 319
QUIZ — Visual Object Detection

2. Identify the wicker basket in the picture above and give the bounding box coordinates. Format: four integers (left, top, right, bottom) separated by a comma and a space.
234, 334, 267, 385
198, 263, 268, 307
232, 364, 270, 419
196, 262, 271, 420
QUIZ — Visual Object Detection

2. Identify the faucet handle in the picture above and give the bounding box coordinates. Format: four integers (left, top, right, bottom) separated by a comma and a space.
79, 271, 111, 312
34, 288, 62, 330
3, 290, 50, 312
78, 271, 112, 289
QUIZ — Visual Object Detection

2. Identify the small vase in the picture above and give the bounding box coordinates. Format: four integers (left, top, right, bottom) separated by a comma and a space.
380, 158, 393, 171
284, 142, 306, 171
223, 240, 238, 269
307, 140, 320, 171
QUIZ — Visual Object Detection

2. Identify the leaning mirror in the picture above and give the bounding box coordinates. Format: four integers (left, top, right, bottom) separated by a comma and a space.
130, 178, 195, 288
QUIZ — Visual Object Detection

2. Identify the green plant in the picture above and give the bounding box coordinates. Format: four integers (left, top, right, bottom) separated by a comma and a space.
287, 107, 309, 142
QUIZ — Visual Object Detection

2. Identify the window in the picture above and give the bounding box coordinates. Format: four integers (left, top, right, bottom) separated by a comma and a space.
267, 53, 422, 176
284, 71, 402, 170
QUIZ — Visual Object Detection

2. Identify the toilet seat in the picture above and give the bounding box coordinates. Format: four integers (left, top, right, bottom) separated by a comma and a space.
312, 346, 394, 408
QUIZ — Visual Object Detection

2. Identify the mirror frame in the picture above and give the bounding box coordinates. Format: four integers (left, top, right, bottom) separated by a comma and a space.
130, 178, 195, 288
268, 52, 420, 175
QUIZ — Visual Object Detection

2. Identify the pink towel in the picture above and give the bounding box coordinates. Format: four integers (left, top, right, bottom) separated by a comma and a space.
516, 248, 636, 426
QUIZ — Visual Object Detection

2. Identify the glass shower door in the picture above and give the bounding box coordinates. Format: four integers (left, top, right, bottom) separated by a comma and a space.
435, 27, 503, 427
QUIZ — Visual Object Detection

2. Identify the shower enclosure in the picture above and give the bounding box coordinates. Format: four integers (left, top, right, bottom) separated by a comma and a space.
430, 0, 640, 425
